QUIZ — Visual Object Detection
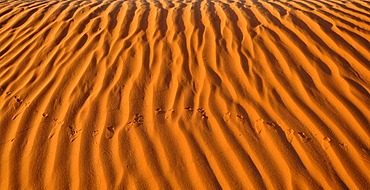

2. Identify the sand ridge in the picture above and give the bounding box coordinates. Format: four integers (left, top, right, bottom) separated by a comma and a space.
0, 0, 369, 189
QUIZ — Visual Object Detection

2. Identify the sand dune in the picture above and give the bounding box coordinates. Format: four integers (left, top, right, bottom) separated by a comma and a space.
0, 0, 369, 189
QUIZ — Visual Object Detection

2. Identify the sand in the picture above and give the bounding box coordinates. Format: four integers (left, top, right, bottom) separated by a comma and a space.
0, 0, 369, 189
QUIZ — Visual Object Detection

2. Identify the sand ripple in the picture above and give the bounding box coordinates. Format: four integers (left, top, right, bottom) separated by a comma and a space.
0, 0, 369, 189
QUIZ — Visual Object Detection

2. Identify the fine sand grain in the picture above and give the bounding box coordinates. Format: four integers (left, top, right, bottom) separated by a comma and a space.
0, 0, 369, 189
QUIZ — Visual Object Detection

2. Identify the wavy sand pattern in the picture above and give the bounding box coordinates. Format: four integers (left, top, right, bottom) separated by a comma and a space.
0, 0, 369, 189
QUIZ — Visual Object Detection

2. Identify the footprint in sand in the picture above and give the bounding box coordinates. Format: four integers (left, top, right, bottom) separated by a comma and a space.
185, 107, 193, 111
48, 120, 64, 139
14, 95, 22, 103
67, 126, 82, 142
48, 130, 55, 139
297, 132, 310, 143
254, 119, 264, 134
237, 114, 250, 124
185, 107, 194, 117
93, 130, 99, 136
11, 102, 31, 120
361, 148, 370, 163
254, 118, 279, 134
165, 108, 175, 119
133, 114, 144, 124
105, 126, 115, 139
223, 112, 231, 122
12, 96, 22, 109
155, 108, 164, 115
197, 108, 208, 119
322, 137, 332, 150
155, 108, 174, 119
125, 114, 144, 131
285, 129, 295, 143
339, 142, 348, 151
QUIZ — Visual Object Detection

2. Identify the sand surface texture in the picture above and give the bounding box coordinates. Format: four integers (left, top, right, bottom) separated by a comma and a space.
0, 0, 369, 189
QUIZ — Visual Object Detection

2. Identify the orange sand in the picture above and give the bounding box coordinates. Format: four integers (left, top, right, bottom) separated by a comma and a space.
0, 0, 369, 189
